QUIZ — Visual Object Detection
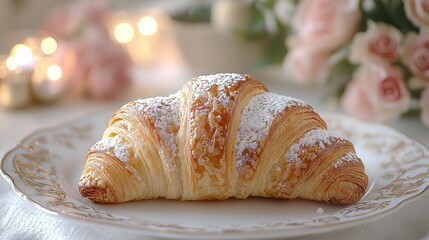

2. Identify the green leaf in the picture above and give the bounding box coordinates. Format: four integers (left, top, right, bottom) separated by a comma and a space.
363, 0, 418, 33
402, 108, 421, 117
328, 59, 356, 97
384, 0, 418, 33
255, 34, 287, 68
170, 4, 211, 23
410, 88, 423, 100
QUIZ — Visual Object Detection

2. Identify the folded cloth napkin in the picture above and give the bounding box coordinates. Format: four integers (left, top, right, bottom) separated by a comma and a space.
0, 178, 155, 240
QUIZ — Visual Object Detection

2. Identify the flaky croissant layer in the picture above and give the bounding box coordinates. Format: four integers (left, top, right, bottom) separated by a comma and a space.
79, 73, 368, 205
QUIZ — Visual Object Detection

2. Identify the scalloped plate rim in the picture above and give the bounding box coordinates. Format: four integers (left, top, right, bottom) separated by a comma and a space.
1, 109, 429, 239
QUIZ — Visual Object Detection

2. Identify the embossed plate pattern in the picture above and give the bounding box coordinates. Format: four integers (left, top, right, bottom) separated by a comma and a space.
1, 110, 429, 239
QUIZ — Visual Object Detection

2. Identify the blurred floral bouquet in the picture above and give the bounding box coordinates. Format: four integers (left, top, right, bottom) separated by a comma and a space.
42, 0, 132, 99
206, 0, 429, 128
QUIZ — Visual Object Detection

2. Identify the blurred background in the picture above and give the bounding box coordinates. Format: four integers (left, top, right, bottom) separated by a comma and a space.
0, 0, 142, 52
0, 0, 428, 131
0, 0, 273, 107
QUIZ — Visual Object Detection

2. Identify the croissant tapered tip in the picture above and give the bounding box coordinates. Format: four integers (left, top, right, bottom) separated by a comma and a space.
327, 180, 367, 205
78, 175, 117, 203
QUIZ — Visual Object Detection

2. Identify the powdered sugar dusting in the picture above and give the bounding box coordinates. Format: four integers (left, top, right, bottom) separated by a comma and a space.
285, 129, 342, 164
191, 73, 247, 107
334, 152, 360, 169
133, 93, 181, 169
184, 73, 249, 184
317, 207, 325, 213
235, 92, 307, 173
91, 135, 130, 163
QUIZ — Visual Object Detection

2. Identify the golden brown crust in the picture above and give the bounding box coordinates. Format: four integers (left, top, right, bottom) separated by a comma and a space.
78, 73, 368, 205
178, 74, 267, 199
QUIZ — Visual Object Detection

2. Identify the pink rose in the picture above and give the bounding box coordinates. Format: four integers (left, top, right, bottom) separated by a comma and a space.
404, 0, 429, 27
87, 63, 131, 99
84, 32, 132, 99
53, 28, 132, 99
341, 65, 411, 122
53, 41, 82, 93
288, 0, 361, 51
283, 46, 331, 85
421, 86, 429, 128
349, 21, 402, 65
402, 30, 429, 80
340, 81, 375, 120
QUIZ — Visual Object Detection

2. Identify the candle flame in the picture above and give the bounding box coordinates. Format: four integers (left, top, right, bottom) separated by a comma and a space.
114, 22, 134, 44
138, 16, 158, 36
10, 44, 33, 67
41, 37, 57, 55
47, 65, 62, 81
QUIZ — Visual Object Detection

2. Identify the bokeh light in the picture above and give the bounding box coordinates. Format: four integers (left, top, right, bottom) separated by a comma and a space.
114, 22, 134, 43
138, 16, 158, 36
5, 56, 18, 71
10, 44, 33, 67
41, 37, 57, 55
47, 65, 62, 81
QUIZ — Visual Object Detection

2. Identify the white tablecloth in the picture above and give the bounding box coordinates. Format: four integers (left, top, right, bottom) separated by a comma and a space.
1, 72, 429, 240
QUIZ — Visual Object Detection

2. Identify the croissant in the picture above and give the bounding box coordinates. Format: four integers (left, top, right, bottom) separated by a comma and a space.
79, 73, 368, 205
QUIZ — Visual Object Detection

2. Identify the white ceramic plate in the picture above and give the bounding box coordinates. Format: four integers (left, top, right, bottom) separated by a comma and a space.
1, 110, 429, 239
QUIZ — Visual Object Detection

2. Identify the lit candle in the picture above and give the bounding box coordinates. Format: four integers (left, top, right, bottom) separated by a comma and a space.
9, 44, 34, 70
31, 58, 64, 102
135, 14, 160, 65
0, 48, 34, 109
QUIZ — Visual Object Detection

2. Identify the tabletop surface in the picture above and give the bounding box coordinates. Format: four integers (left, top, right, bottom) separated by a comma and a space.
1, 69, 429, 240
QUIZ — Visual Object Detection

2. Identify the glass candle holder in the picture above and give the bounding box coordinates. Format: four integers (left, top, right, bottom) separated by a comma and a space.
31, 57, 64, 102
0, 57, 33, 109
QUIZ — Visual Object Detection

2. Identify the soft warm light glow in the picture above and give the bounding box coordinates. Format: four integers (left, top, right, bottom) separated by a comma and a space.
41, 37, 57, 55
0, 65, 7, 79
5, 56, 18, 71
47, 65, 62, 81
138, 16, 158, 36
114, 22, 134, 43
10, 44, 33, 66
